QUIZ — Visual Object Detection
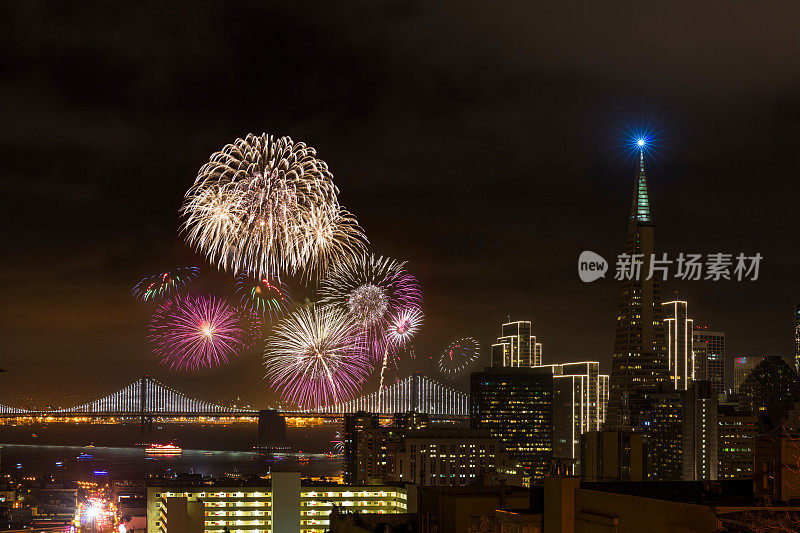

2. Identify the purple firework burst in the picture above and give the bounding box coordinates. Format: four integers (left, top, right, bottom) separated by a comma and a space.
149, 294, 245, 371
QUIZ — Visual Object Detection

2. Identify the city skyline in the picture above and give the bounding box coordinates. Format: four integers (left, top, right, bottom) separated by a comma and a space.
3, 3, 800, 409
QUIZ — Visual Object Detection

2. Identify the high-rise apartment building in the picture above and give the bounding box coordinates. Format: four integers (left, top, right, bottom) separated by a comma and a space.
607, 149, 668, 428
470, 367, 553, 479
682, 381, 718, 481
663, 300, 694, 391
343, 412, 379, 484
693, 326, 725, 394
491, 321, 542, 367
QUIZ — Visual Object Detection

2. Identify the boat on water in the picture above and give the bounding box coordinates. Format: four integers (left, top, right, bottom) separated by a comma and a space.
145, 444, 182, 455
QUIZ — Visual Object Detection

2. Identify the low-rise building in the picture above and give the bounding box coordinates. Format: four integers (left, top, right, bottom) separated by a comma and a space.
393, 429, 511, 486
147, 472, 409, 533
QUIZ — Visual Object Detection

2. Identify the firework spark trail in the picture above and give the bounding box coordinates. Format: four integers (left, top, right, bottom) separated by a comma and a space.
438, 337, 480, 378
317, 254, 422, 361
264, 305, 369, 410
235, 274, 293, 322
149, 294, 245, 371
181, 133, 367, 280
377, 306, 424, 410
131, 267, 199, 302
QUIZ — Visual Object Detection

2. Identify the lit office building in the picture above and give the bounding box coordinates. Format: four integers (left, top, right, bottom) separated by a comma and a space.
538, 362, 608, 475
392, 429, 511, 486
663, 300, 694, 391
718, 399, 756, 480
647, 389, 683, 481
490, 320, 542, 368
682, 381, 717, 481
147, 472, 408, 533
470, 366, 553, 479
693, 326, 726, 394
733, 355, 766, 392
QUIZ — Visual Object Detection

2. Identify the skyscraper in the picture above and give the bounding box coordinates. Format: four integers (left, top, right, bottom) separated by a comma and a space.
607, 149, 667, 428
541, 362, 608, 475
693, 326, 725, 394
490, 320, 542, 368
470, 366, 553, 480
663, 299, 694, 391
682, 381, 718, 481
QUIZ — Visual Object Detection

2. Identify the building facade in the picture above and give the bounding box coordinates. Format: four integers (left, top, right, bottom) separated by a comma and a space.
392, 429, 510, 486
693, 327, 725, 394
470, 367, 553, 479
147, 473, 408, 533
607, 149, 668, 429
580, 430, 648, 482
647, 390, 683, 480
682, 381, 718, 481
343, 412, 379, 484
733, 355, 766, 393
490, 321, 542, 368
663, 300, 694, 391
539, 362, 608, 475
738, 355, 800, 413
717, 402, 756, 480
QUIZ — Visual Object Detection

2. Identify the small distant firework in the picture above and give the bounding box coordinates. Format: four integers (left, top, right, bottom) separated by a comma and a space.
386, 307, 424, 347
149, 294, 244, 371
181, 133, 367, 280
318, 254, 422, 359
235, 275, 293, 322
131, 267, 199, 302
438, 337, 480, 378
264, 305, 369, 410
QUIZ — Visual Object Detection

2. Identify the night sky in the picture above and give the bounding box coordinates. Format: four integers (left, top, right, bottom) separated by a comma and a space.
2, 2, 800, 408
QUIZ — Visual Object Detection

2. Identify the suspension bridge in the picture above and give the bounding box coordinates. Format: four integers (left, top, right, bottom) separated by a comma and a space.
0, 374, 469, 421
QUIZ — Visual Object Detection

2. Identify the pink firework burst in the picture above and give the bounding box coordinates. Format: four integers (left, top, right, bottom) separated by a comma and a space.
149, 294, 245, 371
264, 305, 370, 410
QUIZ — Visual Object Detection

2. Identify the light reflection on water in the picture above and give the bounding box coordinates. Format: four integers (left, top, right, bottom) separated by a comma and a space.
0, 444, 343, 479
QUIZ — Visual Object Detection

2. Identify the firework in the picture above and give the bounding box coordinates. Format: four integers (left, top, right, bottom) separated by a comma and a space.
317, 254, 422, 359
149, 295, 245, 371
378, 306, 424, 409
438, 337, 480, 378
131, 267, 199, 302
385, 306, 424, 347
181, 133, 367, 279
235, 274, 293, 322
264, 305, 370, 410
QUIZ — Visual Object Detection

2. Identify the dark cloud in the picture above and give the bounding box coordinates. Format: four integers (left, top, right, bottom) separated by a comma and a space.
1, 1, 799, 406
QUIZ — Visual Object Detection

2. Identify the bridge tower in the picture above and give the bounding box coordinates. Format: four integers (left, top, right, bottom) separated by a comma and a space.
140, 376, 153, 442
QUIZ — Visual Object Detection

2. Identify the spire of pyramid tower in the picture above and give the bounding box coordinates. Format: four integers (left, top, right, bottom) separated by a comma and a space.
630, 149, 652, 224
